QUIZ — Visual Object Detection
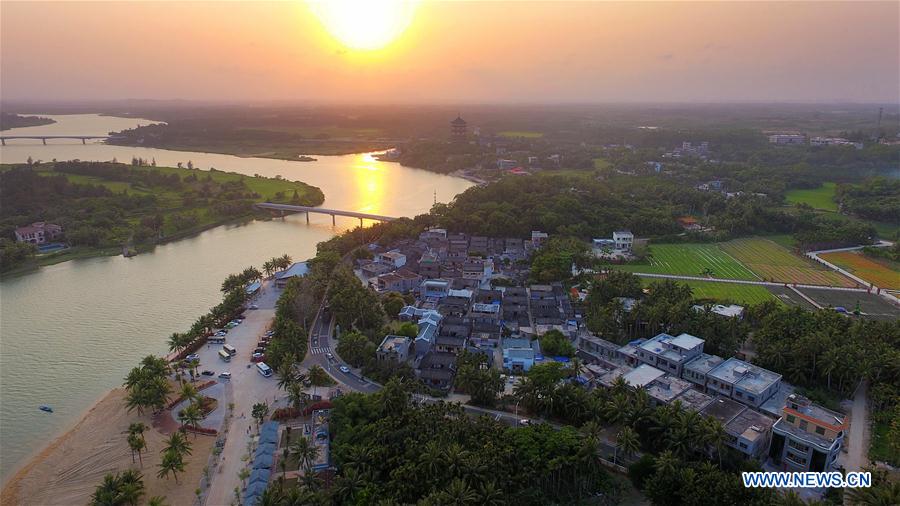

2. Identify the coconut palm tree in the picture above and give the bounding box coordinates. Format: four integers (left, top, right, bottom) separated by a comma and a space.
146, 496, 168, 506
263, 260, 275, 278
180, 404, 204, 435
128, 433, 146, 466
307, 365, 334, 397
439, 478, 478, 505
477, 481, 504, 506
162, 431, 192, 457
179, 382, 199, 405
289, 435, 319, 473
157, 449, 185, 484
616, 426, 640, 463
333, 467, 365, 503
654, 450, 679, 476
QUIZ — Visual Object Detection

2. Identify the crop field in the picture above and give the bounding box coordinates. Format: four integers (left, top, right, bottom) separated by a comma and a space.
799, 288, 900, 321
680, 281, 777, 305
819, 251, 900, 290
498, 130, 544, 138
617, 243, 758, 279
721, 238, 857, 287
785, 182, 838, 211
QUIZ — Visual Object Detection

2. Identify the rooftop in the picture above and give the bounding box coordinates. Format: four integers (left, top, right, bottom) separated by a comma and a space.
725, 409, 775, 444
645, 375, 693, 403
785, 394, 847, 429
622, 364, 666, 388
708, 357, 782, 395
684, 353, 726, 375
773, 418, 841, 450
275, 262, 309, 279
379, 335, 412, 354
673, 388, 714, 413
700, 396, 746, 425
692, 304, 745, 318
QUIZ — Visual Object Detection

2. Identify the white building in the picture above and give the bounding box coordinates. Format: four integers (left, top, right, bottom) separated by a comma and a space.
612, 230, 634, 251
768, 134, 806, 145
375, 250, 407, 269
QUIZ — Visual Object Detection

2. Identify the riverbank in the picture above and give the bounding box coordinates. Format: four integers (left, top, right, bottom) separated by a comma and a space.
1, 388, 213, 506
106, 139, 396, 160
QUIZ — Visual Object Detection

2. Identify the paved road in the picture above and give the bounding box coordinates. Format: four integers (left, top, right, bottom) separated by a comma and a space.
204, 280, 283, 506
842, 380, 870, 472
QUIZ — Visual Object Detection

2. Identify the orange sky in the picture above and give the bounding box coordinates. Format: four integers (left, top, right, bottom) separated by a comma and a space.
1, 1, 898, 103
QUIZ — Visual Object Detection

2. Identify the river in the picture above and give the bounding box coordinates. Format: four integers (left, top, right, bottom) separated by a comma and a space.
0, 114, 473, 481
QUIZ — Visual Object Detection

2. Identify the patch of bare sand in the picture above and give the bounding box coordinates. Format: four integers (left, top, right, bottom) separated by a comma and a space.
1, 388, 214, 506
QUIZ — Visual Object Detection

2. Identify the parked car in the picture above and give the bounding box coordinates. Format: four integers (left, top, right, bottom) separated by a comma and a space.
264, 330, 275, 337
339, 365, 350, 373
253, 347, 266, 354
218, 372, 232, 379
185, 354, 200, 362
248, 304, 259, 310
201, 370, 214, 376
518, 419, 531, 426
214, 330, 228, 337
256, 341, 268, 348
251, 353, 266, 363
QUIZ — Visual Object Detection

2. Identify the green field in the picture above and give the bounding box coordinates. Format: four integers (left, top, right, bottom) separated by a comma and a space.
785, 182, 838, 211
617, 243, 758, 280
498, 130, 544, 138
592, 158, 612, 170
681, 281, 777, 305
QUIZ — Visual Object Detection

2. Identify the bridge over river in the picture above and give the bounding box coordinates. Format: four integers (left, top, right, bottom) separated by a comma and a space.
253, 202, 398, 226
0, 135, 110, 145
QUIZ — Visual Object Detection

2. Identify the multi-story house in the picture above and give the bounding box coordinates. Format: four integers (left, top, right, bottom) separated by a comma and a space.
377, 335, 412, 363
770, 394, 848, 472
14, 222, 63, 244
705, 357, 782, 408
681, 353, 726, 389
635, 333, 705, 376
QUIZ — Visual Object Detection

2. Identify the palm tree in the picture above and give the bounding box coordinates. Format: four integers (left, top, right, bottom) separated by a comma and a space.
846, 471, 900, 505
444, 442, 469, 479
334, 467, 365, 503
118, 470, 145, 506
289, 435, 319, 473
167, 333, 184, 355
263, 260, 275, 278
162, 431, 192, 457
276, 362, 297, 391
307, 364, 334, 397
616, 426, 640, 463
179, 382, 199, 405
278, 254, 292, 270
157, 449, 185, 484
180, 404, 204, 435
477, 481, 504, 506
702, 417, 726, 467
147, 496, 169, 506
439, 478, 478, 505
128, 433, 146, 466
90, 473, 123, 506
654, 450, 679, 476
580, 420, 603, 441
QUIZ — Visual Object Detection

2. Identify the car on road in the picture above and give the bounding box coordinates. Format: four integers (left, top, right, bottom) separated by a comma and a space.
201, 370, 214, 376
214, 330, 228, 337
339, 365, 350, 373
518, 419, 531, 426
326, 352, 334, 360
248, 304, 259, 310
218, 372, 232, 380
185, 354, 200, 362
264, 330, 275, 337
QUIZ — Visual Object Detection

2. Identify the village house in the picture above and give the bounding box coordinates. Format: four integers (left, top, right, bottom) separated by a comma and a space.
705, 357, 782, 408
373, 269, 421, 293
375, 250, 407, 269
701, 397, 775, 460
681, 353, 726, 390
377, 335, 412, 363
635, 332, 705, 376
14, 221, 63, 245
769, 394, 847, 472
501, 286, 530, 329
417, 351, 458, 389
645, 374, 693, 406
360, 262, 394, 279
417, 252, 442, 278
502, 337, 541, 373
529, 284, 563, 325
612, 230, 634, 251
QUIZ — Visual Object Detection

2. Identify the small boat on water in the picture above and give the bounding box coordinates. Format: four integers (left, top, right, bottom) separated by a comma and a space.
39, 405, 53, 413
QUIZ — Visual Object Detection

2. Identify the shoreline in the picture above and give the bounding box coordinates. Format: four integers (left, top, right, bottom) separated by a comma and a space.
0, 387, 117, 495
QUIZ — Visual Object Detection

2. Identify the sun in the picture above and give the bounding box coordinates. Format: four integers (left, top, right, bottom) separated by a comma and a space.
308, 0, 419, 51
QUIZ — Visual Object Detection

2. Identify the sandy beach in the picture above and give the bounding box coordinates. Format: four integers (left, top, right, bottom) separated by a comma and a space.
1, 388, 214, 506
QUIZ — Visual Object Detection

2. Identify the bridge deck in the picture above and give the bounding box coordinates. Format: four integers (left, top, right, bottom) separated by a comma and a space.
253, 203, 397, 222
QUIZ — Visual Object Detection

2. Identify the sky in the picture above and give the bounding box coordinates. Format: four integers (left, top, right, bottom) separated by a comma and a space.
1, 1, 898, 104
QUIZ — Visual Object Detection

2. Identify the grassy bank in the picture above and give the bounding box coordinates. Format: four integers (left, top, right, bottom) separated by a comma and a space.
1, 161, 324, 274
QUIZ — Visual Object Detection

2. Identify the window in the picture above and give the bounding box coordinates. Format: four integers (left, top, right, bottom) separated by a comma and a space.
815, 426, 826, 436
799, 420, 808, 431
786, 415, 796, 424
788, 439, 809, 452
739, 442, 748, 449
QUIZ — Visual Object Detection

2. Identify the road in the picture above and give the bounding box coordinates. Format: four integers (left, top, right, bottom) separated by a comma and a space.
842, 380, 871, 472
204, 280, 283, 506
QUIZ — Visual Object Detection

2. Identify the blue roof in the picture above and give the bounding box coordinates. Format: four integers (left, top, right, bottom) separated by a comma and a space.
245, 280, 261, 294
243, 481, 268, 505
249, 468, 271, 485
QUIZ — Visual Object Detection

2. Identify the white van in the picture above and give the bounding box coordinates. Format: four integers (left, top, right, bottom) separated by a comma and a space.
218, 349, 232, 362
222, 344, 237, 356
256, 362, 272, 377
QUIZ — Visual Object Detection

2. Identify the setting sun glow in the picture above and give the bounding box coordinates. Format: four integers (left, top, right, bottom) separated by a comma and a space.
308, 0, 418, 51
